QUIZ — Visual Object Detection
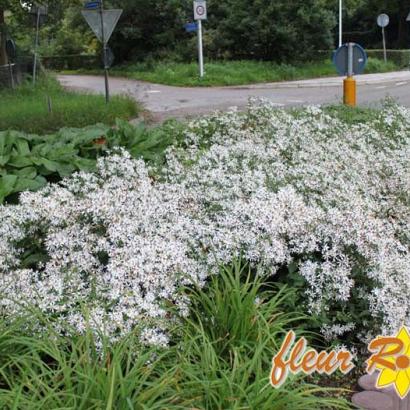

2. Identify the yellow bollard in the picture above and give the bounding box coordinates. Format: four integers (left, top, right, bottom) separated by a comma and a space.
343, 76, 357, 107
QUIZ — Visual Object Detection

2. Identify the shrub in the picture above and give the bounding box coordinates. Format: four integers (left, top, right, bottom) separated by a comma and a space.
0, 119, 182, 204
0, 101, 408, 348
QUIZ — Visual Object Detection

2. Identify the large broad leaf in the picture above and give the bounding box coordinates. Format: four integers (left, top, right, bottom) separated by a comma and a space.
0, 174, 18, 203
38, 158, 61, 173
54, 163, 76, 177
13, 176, 47, 193
12, 167, 37, 179
73, 157, 97, 172
0, 155, 11, 167
8, 155, 34, 168
0, 132, 12, 158
13, 139, 31, 156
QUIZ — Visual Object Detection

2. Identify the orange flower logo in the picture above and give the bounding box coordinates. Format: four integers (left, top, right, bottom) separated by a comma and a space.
367, 326, 410, 399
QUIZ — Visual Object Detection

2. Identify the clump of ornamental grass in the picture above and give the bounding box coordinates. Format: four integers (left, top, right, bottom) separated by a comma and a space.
0, 263, 350, 409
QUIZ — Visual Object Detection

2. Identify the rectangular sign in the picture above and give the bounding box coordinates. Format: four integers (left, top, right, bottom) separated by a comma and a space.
84, 1, 101, 9
184, 22, 198, 32
193, 1, 207, 20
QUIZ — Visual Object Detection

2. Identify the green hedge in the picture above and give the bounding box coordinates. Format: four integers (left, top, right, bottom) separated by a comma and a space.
366, 49, 410, 68
317, 49, 410, 68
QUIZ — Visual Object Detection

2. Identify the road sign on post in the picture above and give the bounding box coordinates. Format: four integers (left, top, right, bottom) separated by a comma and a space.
193, 1, 206, 78
333, 43, 367, 76
81, 2, 122, 103
30, 4, 48, 86
194, 0, 207, 20
377, 14, 389, 63
81, 9, 122, 43
333, 43, 368, 107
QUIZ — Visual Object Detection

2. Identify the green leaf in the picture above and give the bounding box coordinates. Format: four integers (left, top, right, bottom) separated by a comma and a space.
0, 132, 12, 157
14, 176, 47, 193
73, 157, 97, 172
14, 139, 31, 156
12, 167, 38, 179
0, 174, 18, 203
54, 163, 76, 177
0, 155, 11, 167
38, 158, 61, 173
8, 156, 34, 168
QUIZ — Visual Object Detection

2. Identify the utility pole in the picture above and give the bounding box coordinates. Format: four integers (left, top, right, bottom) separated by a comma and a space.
100, 0, 110, 103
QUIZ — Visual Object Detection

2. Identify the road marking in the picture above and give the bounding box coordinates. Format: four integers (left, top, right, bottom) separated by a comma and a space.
375, 86, 387, 89
287, 99, 304, 103
147, 90, 161, 93
395, 82, 407, 86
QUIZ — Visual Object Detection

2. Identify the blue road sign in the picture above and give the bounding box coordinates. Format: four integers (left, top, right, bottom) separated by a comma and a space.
184, 22, 198, 33
332, 43, 368, 76
84, 1, 101, 10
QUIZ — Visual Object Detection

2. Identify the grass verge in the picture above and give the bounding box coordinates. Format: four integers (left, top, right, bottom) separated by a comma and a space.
0, 77, 139, 133
62, 58, 399, 87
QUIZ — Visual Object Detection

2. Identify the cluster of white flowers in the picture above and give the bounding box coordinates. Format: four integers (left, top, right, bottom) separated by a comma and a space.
0, 100, 408, 345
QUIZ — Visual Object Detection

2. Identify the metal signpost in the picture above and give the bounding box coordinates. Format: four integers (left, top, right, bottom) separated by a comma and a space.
333, 43, 368, 107
339, 0, 343, 47
82, 1, 122, 103
193, 0, 207, 78
5, 38, 16, 89
377, 14, 389, 63
30, 3, 48, 86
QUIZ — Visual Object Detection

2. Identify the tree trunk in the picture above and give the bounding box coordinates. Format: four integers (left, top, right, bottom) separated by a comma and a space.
0, 8, 8, 66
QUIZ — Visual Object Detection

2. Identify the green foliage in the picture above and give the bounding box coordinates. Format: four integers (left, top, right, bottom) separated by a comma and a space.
365, 57, 399, 73
107, 118, 185, 163
366, 50, 410, 68
0, 125, 105, 203
4, 0, 410, 66
102, 0, 336, 63
0, 263, 351, 409
0, 77, 138, 134
0, 119, 182, 204
274, 251, 383, 350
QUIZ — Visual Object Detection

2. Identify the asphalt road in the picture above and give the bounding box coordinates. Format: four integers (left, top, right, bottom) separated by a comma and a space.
58, 71, 410, 122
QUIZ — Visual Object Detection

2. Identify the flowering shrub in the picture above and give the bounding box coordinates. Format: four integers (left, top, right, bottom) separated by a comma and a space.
0, 101, 408, 346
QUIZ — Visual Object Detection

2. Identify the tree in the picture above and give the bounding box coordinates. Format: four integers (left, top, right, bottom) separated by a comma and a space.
0, 0, 81, 66
208, 0, 335, 61
0, 6, 6, 65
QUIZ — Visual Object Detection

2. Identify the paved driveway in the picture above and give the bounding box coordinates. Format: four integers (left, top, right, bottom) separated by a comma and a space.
58, 71, 410, 122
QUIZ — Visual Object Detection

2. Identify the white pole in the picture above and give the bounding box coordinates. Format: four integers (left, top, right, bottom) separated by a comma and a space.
339, 0, 343, 47
382, 27, 387, 63
100, 0, 110, 103
197, 19, 204, 78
